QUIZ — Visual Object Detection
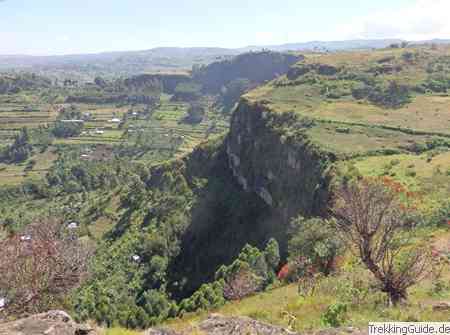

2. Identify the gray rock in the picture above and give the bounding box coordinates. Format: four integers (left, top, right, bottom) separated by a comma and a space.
199, 314, 299, 335
144, 328, 182, 335
0, 310, 95, 335
432, 302, 450, 311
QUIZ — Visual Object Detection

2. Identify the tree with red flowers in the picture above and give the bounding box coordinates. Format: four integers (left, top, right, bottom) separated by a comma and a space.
0, 219, 91, 318
330, 177, 430, 306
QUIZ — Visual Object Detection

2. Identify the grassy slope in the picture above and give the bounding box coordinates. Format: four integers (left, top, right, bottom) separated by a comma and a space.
244, 46, 450, 205
246, 46, 450, 155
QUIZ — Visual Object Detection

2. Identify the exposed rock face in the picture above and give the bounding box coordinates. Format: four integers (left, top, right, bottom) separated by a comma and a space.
198, 314, 299, 335
145, 314, 299, 335
0, 310, 94, 335
145, 329, 182, 335
226, 100, 333, 250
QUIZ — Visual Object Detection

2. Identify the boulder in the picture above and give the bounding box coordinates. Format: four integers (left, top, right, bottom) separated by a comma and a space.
198, 314, 299, 335
432, 302, 450, 311
0, 310, 94, 335
144, 329, 182, 335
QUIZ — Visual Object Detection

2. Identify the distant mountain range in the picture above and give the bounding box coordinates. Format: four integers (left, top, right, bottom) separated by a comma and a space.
1, 39, 449, 79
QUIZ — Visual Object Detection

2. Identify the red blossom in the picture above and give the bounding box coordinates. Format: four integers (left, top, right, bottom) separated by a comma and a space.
277, 264, 290, 280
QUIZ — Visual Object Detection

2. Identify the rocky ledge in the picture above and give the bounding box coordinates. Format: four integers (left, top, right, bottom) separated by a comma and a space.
146, 314, 299, 335
0, 310, 94, 335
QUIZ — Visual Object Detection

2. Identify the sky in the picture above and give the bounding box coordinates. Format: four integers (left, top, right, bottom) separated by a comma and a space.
0, 0, 449, 56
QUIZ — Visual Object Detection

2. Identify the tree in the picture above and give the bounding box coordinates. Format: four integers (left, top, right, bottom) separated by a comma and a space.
0, 219, 91, 317
264, 238, 280, 270
52, 121, 83, 138
94, 76, 108, 89
1, 127, 33, 163
330, 178, 430, 305
183, 103, 205, 124
288, 217, 342, 275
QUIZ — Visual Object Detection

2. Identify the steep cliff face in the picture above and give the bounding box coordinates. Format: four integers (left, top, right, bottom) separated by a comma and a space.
226, 99, 334, 233
168, 99, 335, 297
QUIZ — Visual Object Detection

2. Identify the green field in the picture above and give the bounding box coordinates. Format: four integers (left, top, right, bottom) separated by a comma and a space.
0, 92, 229, 186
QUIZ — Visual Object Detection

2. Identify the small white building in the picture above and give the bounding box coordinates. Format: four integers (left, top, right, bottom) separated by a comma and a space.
110, 118, 121, 123
67, 222, 79, 230
132, 255, 141, 262
0, 297, 6, 309
95, 129, 105, 135
20, 235, 32, 242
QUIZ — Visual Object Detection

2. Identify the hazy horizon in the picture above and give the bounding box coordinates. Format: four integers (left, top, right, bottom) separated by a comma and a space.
1, 0, 450, 56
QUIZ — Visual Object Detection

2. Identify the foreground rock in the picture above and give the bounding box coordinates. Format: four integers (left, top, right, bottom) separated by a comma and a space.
145, 329, 182, 335
145, 314, 369, 335
145, 314, 300, 335
432, 302, 450, 311
198, 314, 299, 334
0, 310, 94, 335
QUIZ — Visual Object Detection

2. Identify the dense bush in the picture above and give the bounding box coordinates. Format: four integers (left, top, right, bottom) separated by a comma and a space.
352, 81, 411, 108
0, 127, 33, 163
321, 302, 348, 327
288, 217, 342, 275
52, 121, 84, 138
183, 102, 206, 124
178, 281, 225, 313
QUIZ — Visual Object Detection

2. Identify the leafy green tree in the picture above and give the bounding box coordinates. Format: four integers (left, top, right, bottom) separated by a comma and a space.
264, 238, 280, 270
139, 290, 172, 325
1, 127, 33, 163
52, 121, 83, 138
288, 217, 342, 275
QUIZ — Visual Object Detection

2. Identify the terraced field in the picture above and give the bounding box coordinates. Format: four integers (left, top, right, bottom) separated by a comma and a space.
0, 94, 55, 145
0, 93, 229, 186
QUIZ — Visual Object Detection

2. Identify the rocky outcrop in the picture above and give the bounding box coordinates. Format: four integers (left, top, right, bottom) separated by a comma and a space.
0, 310, 94, 335
145, 314, 299, 335
145, 329, 182, 335
198, 314, 299, 335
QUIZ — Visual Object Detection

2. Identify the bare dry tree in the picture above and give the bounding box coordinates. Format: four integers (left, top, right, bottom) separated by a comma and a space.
330, 177, 430, 305
0, 219, 91, 317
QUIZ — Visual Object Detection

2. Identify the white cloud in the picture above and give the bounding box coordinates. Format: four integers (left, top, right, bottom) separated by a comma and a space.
337, 0, 450, 41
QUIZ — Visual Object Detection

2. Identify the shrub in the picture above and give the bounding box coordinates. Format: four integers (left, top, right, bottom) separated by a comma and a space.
178, 281, 225, 313
264, 238, 280, 270
321, 302, 348, 327
52, 121, 84, 138
288, 217, 342, 275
